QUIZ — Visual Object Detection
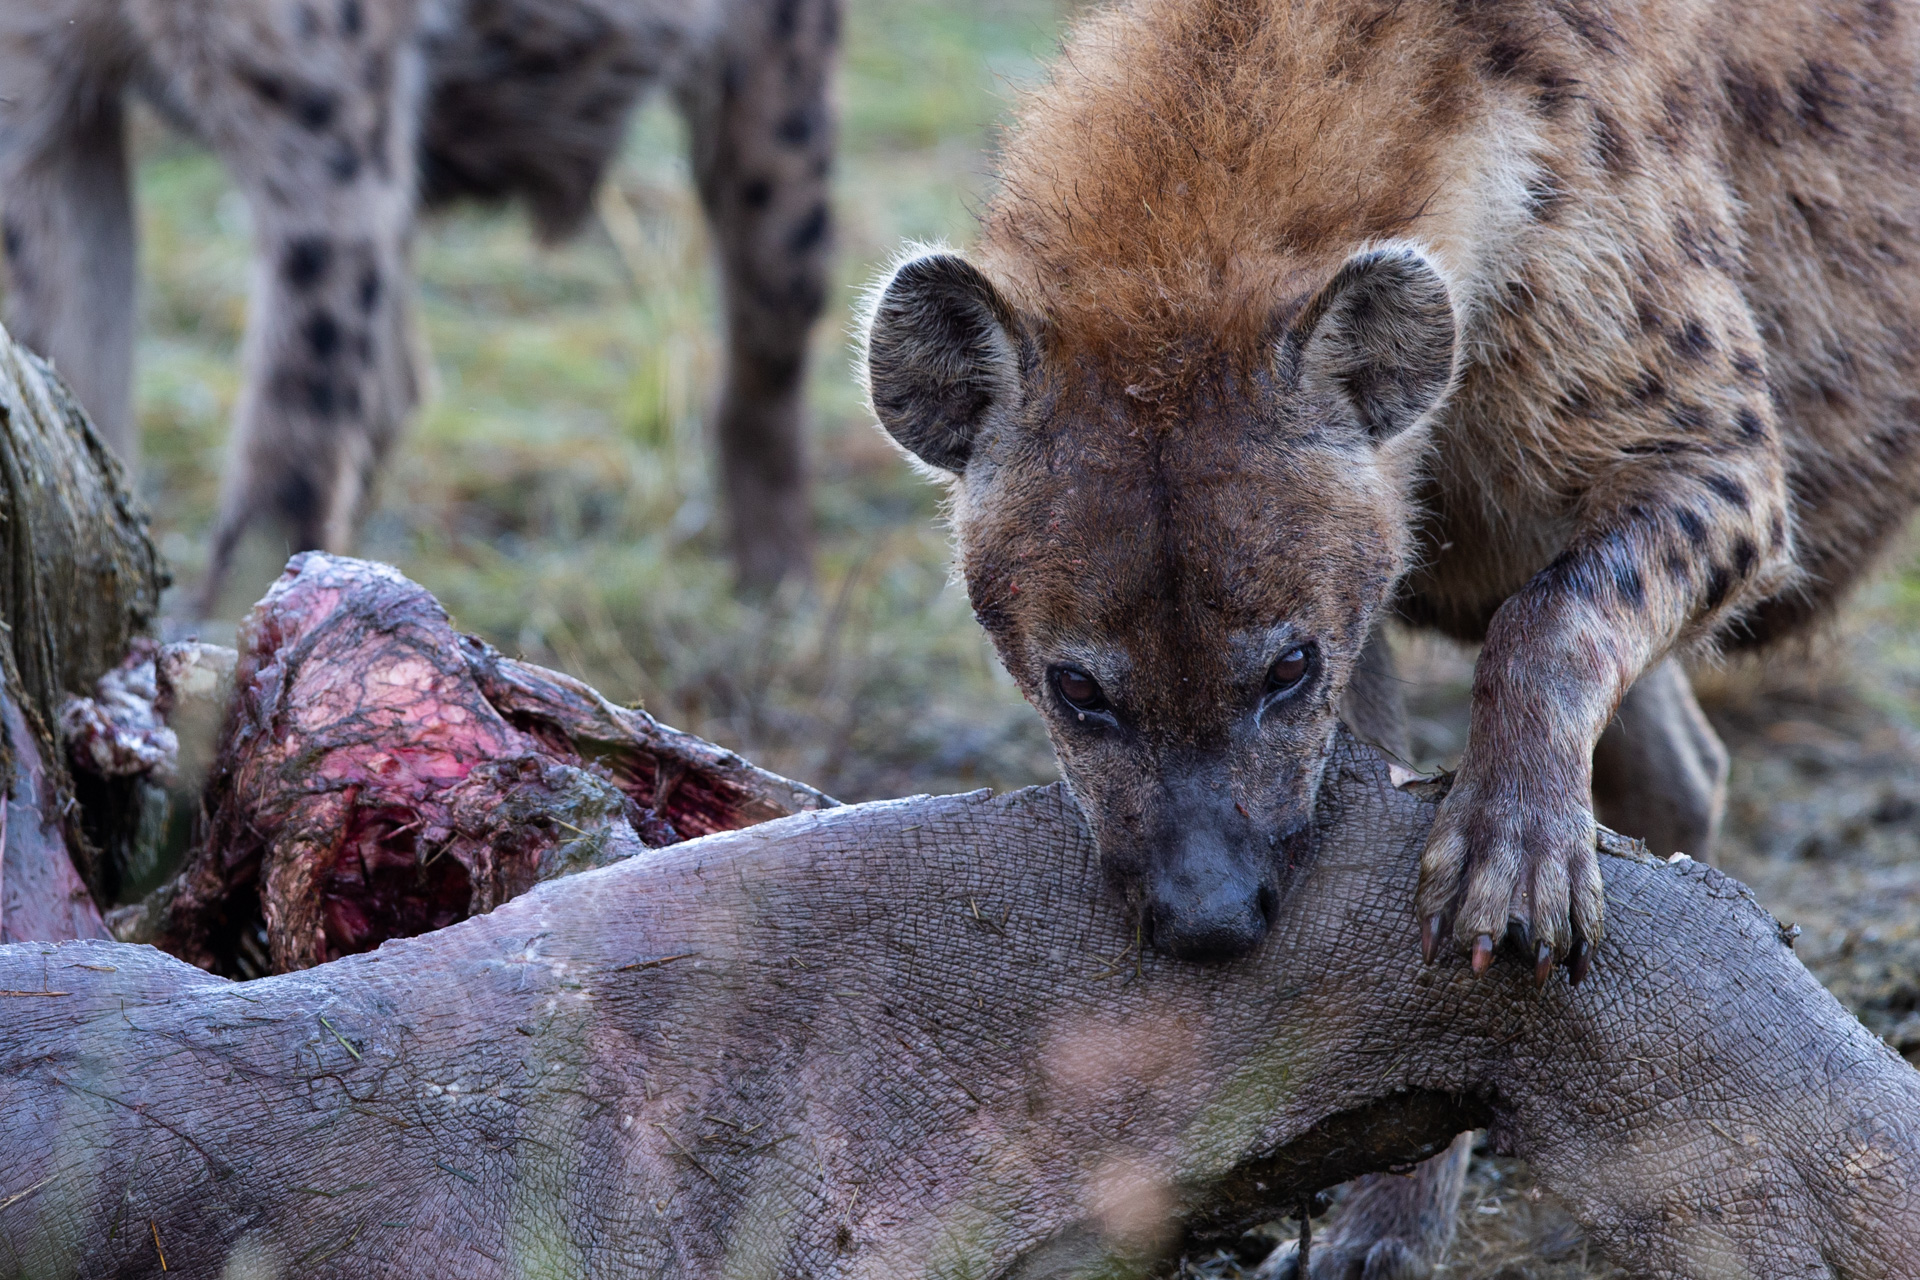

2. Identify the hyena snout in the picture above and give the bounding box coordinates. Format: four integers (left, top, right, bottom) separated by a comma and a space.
1139, 799, 1280, 963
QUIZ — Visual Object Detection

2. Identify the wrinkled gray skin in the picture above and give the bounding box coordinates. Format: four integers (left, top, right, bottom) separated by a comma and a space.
3, 737, 1917, 1280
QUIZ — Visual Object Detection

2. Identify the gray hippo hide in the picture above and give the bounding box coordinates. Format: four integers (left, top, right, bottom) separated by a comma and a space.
2, 735, 1918, 1279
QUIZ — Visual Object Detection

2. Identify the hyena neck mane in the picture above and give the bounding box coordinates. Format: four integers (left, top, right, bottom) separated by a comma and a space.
973, 0, 1524, 364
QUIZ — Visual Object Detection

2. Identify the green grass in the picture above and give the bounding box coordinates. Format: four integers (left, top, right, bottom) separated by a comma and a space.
129, 0, 1077, 801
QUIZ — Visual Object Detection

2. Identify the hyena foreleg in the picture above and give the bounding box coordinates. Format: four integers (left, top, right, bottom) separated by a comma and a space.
676, 0, 840, 589
1416, 273, 1791, 978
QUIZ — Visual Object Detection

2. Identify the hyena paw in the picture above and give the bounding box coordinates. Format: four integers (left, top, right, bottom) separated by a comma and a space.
1414, 752, 1603, 984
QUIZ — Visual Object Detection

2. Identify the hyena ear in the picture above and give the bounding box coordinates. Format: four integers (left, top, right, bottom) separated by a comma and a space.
1285, 245, 1457, 442
863, 251, 1021, 473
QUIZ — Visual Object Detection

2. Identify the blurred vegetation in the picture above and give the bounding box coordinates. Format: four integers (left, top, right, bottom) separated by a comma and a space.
131, 0, 1078, 801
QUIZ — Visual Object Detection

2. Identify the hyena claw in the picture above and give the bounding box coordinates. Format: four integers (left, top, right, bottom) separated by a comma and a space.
1420, 914, 1443, 964
1568, 940, 1591, 987
1469, 933, 1494, 975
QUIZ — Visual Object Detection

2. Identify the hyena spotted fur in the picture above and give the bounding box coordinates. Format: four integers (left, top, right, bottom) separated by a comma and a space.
865, 0, 1920, 1272
0, 0, 838, 598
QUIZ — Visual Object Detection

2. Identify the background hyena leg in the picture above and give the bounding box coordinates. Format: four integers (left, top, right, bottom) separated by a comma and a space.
1590, 657, 1728, 861
677, 0, 840, 590
165, 6, 426, 613
1258, 1133, 1474, 1280
1312, 635, 1469, 1280
1339, 626, 1411, 759
0, 89, 137, 459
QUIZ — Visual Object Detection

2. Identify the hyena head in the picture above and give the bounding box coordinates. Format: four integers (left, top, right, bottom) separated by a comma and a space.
863, 244, 1456, 961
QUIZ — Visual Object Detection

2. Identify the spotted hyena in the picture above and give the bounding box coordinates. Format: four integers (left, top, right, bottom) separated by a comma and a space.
865, 0, 1920, 1270
0, 0, 837, 599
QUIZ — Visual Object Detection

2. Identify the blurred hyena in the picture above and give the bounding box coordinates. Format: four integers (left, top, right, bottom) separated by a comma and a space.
0, 0, 837, 599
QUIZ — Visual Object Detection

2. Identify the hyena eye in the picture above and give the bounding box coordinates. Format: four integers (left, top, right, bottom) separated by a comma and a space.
1050, 665, 1111, 720
1265, 644, 1314, 699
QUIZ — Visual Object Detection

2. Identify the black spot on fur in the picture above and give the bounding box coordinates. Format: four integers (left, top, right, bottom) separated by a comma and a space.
1551, 0, 1618, 49
1731, 536, 1758, 579
1665, 551, 1691, 582
1632, 293, 1661, 332
1731, 349, 1764, 381
304, 310, 342, 360
1769, 509, 1787, 550
1523, 169, 1567, 222
1533, 69, 1580, 115
1736, 406, 1766, 440
1673, 216, 1736, 273
786, 203, 829, 254
291, 88, 337, 131
1724, 63, 1785, 144
284, 238, 332, 290
1542, 530, 1642, 607
1668, 319, 1713, 360
1611, 558, 1645, 607
741, 178, 773, 210
1485, 41, 1528, 78
340, 0, 363, 36
272, 369, 345, 420
1, 218, 20, 261
1676, 507, 1710, 549
244, 72, 337, 132
328, 142, 361, 184
1791, 61, 1847, 134
773, 0, 802, 38
1631, 371, 1667, 403
775, 108, 815, 148
245, 71, 289, 108
1704, 564, 1733, 610
1704, 473, 1750, 509
1660, 84, 1692, 146
1668, 401, 1710, 433
1592, 108, 1631, 175
358, 268, 381, 313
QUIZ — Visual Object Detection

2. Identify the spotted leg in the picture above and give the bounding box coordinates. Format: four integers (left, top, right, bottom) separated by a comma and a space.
129, 0, 431, 612
675, 0, 839, 590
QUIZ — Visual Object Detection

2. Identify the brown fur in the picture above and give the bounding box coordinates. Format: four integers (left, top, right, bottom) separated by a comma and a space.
867, 0, 1920, 955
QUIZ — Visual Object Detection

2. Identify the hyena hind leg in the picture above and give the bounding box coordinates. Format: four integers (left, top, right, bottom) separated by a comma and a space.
675, 0, 840, 590
1590, 657, 1729, 862
0, 86, 137, 458
1256, 1133, 1474, 1280
1340, 626, 1411, 761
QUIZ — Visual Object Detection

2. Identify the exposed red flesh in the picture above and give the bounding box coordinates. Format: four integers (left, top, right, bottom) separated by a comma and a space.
139, 553, 830, 973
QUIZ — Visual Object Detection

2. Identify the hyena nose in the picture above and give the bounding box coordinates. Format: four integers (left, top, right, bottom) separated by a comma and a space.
1144, 853, 1277, 963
